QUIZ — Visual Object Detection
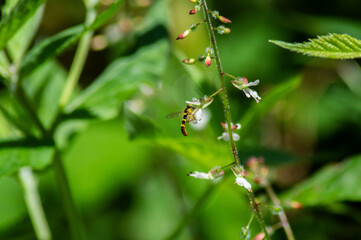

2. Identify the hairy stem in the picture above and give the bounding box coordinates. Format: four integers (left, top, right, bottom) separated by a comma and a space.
53, 150, 85, 240
19, 167, 52, 240
264, 182, 295, 240
200, 1, 270, 239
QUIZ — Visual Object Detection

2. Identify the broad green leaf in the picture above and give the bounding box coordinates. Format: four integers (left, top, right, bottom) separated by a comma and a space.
270, 34, 361, 59
20, 0, 123, 77
0, 0, 44, 52
150, 137, 232, 168
0, 51, 10, 78
0, 176, 27, 231
0, 144, 54, 179
22, 60, 67, 129
239, 75, 301, 139
281, 155, 361, 206
123, 106, 158, 140
65, 40, 169, 118
7, 4, 44, 65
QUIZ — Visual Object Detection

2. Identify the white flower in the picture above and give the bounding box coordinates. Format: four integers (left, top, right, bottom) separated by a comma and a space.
187, 166, 224, 180
235, 177, 252, 192
186, 97, 201, 106
217, 122, 241, 141
231, 77, 261, 103
188, 171, 213, 179
217, 132, 240, 141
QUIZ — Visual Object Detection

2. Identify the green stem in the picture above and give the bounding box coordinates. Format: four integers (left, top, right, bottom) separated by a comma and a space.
264, 182, 295, 240
53, 150, 85, 240
208, 88, 223, 98
165, 183, 216, 240
242, 212, 255, 238
19, 167, 52, 240
201, 1, 270, 239
58, 8, 96, 110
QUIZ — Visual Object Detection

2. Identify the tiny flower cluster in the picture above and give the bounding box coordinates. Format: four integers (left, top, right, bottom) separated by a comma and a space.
217, 122, 241, 141
187, 164, 252, 193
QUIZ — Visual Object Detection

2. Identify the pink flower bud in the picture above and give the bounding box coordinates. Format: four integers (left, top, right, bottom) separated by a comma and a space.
242, 76, 248, 84
224, 27, 231, 34
253, 232, 265, 240
189, 8, 197, 14
290, 201, 303, 209
205, 54, 211, 67
182, 58, 196, 64
176, 29, 190, 40
218, 15, 232, 24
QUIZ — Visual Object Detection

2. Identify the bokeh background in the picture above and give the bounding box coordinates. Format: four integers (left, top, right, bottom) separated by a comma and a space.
1, 0, 361, 239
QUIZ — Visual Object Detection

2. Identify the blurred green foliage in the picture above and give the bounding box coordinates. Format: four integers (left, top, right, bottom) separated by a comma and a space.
0, 0, 361, 239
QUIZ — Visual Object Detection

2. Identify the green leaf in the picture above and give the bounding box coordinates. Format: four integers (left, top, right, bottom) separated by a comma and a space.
239, 75, 301, 139
20, 0, 123, 77
270, 34, 361, 59
281, 155, 361, 206
0, 144, 54, 178
150, 137, 232, 168
123, 106, 158, 140
65, 40, 169, 118
22, 60, 67, 129
0, 0, 44, 52
7, 4, 44, 65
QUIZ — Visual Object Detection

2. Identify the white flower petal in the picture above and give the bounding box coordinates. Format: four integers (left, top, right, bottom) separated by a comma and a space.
248, 89, 261, 103
242, 89, 251, 98
232, 133, 240, 141
235, 123, 241, 129
235, 177, 252, 192
246, 79, 260, 87
189, 171, 211, 179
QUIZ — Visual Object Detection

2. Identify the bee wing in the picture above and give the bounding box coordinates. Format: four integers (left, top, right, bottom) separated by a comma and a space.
165, 111, 182, 119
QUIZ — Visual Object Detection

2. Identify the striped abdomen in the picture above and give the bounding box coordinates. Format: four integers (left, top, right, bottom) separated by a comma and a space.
181, 105, 193, 136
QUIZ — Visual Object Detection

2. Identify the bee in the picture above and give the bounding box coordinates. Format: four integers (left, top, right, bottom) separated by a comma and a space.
166, 104, 198, 136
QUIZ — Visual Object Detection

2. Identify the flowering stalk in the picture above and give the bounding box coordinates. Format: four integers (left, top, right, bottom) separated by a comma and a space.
200, 0, 270, 238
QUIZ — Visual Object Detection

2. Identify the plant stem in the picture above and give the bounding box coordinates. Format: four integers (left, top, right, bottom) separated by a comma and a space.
58, 8, 96, 110
165, 183, 216, 240
200, 1, 270, 239
19, 167, 52, 240
208, 88, 223, 98
264, 181, 295, 240
53, 150, 85, 240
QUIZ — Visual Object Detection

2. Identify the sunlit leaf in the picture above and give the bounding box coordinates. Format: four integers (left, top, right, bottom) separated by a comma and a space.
7, 4, 44, 65
281, 155, 361, 206
20, 0, 123, 77
0, 0, 44, 52
0, 143, 54, 178
270, 34, 361, 59
65, 40, 169, 118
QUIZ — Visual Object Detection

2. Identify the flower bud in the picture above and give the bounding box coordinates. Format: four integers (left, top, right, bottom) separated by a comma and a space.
224, 27, 231, 34
176, 29, 190, 40
218, 15, 231, 24
189, 0, 197, 2
290, 201, 303, 209
205, 54, 211, 67
182, 58, 196, 65
189, 8, 197, 14
253, 232, 266, 240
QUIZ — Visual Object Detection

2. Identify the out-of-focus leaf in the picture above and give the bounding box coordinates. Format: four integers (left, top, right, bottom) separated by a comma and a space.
65, 40, 169, 118
0, 176, 26, 231
151, 137, 232, 168
270, 34, 361, 59
0, 0, 44, 52
0, 51, 10, 78
123, 107, 158, 140
0, 145, 54, 178
22, 60, 66, 129
7, 4, 44, 65
20, 0, 123, 77
239, 75, 301, 139
281, 155, 361, 206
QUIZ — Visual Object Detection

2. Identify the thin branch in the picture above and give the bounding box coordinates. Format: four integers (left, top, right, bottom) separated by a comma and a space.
19, 167, 52, 240
264, 181, 295, 240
